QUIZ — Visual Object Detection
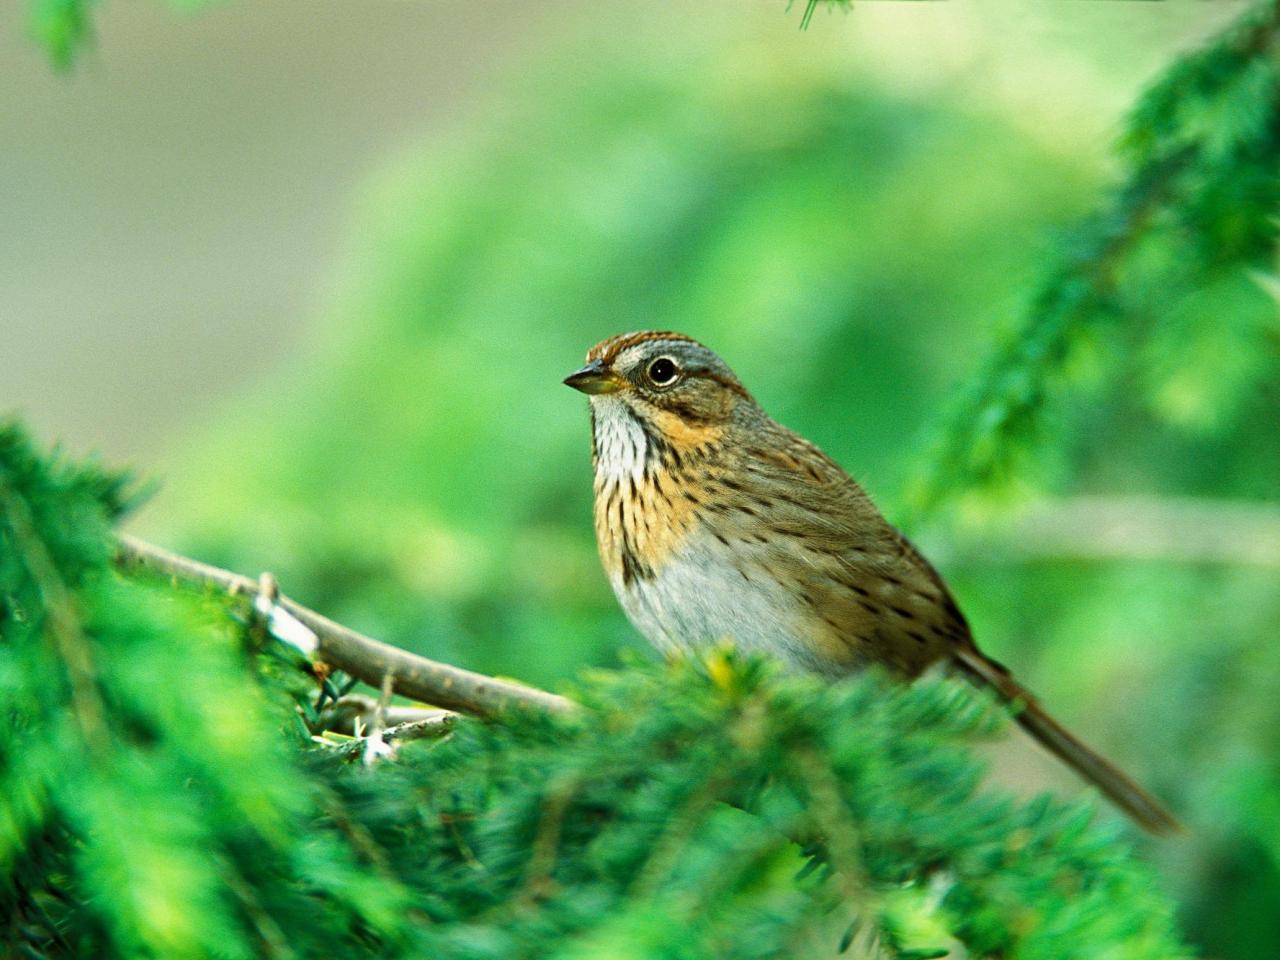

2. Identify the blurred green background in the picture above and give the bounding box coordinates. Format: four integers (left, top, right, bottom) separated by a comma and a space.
5, 1, 1277, 957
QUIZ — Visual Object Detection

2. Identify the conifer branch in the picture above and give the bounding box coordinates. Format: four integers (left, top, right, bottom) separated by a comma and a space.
3, 423, 1195, 959
113, 534, 577, 721
0, 481, 110, 752
906, 0, 1280, 519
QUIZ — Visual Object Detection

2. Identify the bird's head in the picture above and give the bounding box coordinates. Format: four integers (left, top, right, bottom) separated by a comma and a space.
564, 332, 754, 453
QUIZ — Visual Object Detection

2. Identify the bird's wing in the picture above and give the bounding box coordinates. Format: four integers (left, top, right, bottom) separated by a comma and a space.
708, 422, 969, 675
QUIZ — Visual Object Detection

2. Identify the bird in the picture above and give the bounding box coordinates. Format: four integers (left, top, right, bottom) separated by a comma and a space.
564, 330, 1181, 835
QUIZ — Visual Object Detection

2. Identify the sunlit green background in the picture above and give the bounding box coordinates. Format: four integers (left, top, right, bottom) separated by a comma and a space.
6, 2, 1277, 956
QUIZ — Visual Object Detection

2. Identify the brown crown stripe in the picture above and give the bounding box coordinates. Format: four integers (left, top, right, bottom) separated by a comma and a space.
587, 330, 696, 364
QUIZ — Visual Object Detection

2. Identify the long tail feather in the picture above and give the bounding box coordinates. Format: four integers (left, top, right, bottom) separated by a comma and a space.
951, 647, 1183, 836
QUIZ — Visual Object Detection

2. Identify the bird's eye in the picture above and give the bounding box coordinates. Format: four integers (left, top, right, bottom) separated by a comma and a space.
646, 357, 679, 387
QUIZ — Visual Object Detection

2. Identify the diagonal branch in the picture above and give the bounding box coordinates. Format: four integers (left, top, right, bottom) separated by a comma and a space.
113, 534, 577, 720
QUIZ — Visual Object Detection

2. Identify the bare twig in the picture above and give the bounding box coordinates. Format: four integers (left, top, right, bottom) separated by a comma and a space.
359, 673, 397, 765
320, 694, 458, 737
315, 711, 458, 763
385, 711, 457, 742
114, 534, 577, 720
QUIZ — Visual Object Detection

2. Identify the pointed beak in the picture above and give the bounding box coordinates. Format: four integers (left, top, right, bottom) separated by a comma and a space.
563, 359, 622, 395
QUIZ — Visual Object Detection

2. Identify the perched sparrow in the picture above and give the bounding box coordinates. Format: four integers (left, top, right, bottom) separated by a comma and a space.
565, 330, 1180, 835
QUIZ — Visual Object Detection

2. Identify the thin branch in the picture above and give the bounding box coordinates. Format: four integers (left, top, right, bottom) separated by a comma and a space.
315, 713, 459, 764
113, 535, 577, 720
385, 711, 458, 743
319, 694, 458, 737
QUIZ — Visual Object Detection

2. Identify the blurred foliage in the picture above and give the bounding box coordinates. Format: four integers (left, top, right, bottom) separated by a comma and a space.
168, 44, 1094, 685
900, 8, 1280, 952
800, 0, 853, 31
907, 0, 1280, 520
0, 424, 404, 957
28, 0, 94, 68
2, 421, 1191, 957
27, 0, 205, 68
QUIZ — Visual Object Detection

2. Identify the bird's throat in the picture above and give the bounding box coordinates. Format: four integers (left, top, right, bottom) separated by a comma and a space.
588, 399, 721, 588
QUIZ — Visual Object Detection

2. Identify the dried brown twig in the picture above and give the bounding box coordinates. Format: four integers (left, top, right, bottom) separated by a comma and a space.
114, 534, 577, 720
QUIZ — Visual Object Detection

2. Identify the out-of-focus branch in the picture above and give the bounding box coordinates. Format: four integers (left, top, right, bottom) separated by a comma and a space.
114, 535, 577, 720
958, 496, 1280, 568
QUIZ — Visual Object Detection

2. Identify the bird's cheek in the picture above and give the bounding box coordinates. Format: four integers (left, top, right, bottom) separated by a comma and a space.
650, 408, 724, 450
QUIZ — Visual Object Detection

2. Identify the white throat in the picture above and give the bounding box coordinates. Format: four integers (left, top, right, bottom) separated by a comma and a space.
591, 397, 648, 485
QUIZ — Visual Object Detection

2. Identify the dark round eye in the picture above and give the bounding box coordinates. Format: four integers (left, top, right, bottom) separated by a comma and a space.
647, 357, 679, 387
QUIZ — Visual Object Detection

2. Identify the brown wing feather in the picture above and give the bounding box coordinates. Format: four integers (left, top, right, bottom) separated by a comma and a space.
733, 418, 1182, 834
732, 422, 964, 674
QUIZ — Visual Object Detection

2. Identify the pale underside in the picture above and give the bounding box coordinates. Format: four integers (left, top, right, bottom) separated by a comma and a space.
589, 395, 970, 679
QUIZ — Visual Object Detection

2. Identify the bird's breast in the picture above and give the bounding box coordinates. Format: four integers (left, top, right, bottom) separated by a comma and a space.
592, 463, 701, 588
589, 399, 848, 671
607, 526, 842, 675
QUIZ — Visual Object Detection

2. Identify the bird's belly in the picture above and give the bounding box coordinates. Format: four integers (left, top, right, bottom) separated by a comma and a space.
611, 537, 838, 676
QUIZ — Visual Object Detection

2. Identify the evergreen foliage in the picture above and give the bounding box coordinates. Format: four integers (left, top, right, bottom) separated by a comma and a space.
907, 0, 1280, 518
0, 425, 402, 957
1, 423, 1191, 959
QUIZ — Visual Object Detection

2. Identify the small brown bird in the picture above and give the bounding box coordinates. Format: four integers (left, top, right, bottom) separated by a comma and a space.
565, 330, 1180, 835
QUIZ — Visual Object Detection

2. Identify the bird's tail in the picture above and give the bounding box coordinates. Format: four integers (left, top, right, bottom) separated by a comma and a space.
950, 647, 1183, 836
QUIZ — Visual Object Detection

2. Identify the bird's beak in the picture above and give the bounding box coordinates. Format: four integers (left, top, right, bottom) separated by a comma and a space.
563, 359, 622, 395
